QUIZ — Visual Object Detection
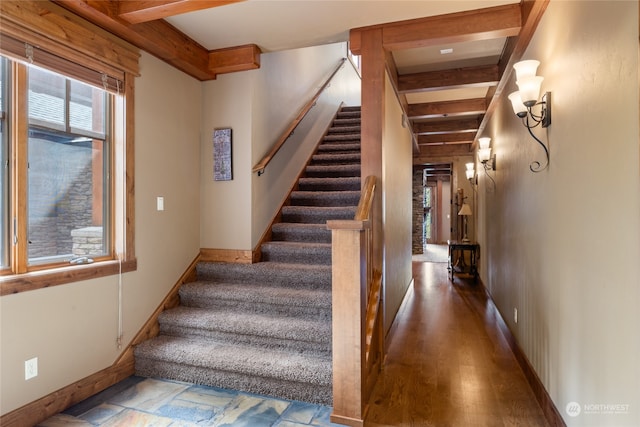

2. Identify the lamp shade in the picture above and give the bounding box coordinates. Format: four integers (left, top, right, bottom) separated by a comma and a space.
458, 203, 472, 216
465, 162, 474, 171
465, 169, 474, 180
513, 60, 540, 80
516, 76, 544, 107
508, 91, 528, 117
478, 147, 491, 162
478, 137, 491, 150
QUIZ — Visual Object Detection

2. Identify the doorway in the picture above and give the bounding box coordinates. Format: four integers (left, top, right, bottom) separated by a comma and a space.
422, 164, 452, 247
423, 184, 436, 244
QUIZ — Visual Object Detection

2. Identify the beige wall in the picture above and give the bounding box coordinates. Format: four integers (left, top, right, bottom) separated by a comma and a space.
251, 43, 361, 248
382, 72, 413, 332
200, 42, 361, 250
0, 52, 202, 415
477, 2, 640, 426
200, 70, 255, 250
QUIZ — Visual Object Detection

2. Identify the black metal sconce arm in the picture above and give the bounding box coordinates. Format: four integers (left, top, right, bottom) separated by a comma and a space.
518, 92, 551, 173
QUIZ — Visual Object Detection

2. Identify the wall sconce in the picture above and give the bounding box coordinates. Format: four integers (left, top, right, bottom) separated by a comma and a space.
507, 59, 551, 173
477, 137, 496, 170
477, 137, 496, 190
465, 162, 475, 181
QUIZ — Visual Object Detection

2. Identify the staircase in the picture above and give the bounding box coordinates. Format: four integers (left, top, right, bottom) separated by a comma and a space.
134, 105, 362, 406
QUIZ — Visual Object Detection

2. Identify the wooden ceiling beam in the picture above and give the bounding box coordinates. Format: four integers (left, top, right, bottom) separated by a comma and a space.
208, 44, 261, 74
54, 0, 213, 79
407, 98, 487, 120
398, 64, 499, 93
415, 144, 473, 160
118, 0, 244, 24
350, 3, 522, 55
53, 0, 260, 81
418, 134, 474, 145
413, 118, 480, 135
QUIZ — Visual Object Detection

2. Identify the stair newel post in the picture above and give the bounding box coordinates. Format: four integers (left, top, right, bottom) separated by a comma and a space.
327, 219, 369, 426
328, 175, 378, 427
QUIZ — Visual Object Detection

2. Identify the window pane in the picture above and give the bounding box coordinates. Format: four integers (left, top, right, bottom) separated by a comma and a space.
28, 66, 66, 131
27, 67, 110, 264
0, 57, 8, 268
70, 80, 105, 137
27, 131, 109, 263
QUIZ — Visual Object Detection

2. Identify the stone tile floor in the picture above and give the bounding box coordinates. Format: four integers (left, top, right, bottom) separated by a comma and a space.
38, 376, 342, 427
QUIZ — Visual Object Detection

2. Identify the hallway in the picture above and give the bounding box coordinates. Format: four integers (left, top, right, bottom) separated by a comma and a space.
365, 261, 549, 426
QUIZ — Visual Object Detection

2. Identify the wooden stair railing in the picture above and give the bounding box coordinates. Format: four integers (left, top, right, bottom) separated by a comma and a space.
252, 57, 347, 176
327, 175, 383, 427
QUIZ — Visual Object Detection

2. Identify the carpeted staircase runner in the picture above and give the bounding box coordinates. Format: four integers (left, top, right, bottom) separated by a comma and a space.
134, 105, 361, 406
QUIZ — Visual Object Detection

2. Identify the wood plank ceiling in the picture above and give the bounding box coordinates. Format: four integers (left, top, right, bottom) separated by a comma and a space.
52, 0, 548, 162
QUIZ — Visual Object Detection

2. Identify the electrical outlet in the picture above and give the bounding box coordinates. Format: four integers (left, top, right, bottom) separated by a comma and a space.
25, 357, 38, 380
514, 308, 518, 324
156, 196, 164, 211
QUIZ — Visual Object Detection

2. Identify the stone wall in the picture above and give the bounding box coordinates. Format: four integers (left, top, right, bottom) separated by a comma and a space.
27, 137, 103, 260
412, 168, 424, 254
71, 226, 104, 256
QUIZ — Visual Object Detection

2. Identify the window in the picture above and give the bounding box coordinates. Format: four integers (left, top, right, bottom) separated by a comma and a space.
26, 65, 110, 265
0, 1, 139, 292
0, 55, 122, 278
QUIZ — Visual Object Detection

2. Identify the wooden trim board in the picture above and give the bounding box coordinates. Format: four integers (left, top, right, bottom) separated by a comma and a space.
200, 248, 254, 264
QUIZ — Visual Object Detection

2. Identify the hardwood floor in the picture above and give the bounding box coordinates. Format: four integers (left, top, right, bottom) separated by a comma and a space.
365, 261, 549, 427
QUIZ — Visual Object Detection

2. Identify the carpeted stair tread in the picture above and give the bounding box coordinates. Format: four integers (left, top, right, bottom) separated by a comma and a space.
179, 281, 331, 317
135, 361, 331, 405
317, 143, 360, 153
336, 111, 360, 119
270, 222, 332, 243
135, 335, 331, 383
134, 336, 332, 404
158, 306, 331, 350
261, 241, 331, 265
290, 190, 361, 207
327, 125, 360, 134
281, 205, 357, 223
297, 177, 360, 192
196, 261, 331, 288
305, 164, 360, 178
332, 118, 361, 126
316, 143, 360, 153
322, 134, 360, 142
311, 152, 361, 164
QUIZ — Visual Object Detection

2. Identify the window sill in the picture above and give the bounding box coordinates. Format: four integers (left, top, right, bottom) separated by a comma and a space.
0, 258, 137, 296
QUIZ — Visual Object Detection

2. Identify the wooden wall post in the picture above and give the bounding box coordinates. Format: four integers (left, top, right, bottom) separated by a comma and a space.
359, 28, 384, 283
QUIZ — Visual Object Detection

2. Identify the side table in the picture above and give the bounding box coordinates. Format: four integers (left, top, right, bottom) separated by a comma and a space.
447, 240, 479, 282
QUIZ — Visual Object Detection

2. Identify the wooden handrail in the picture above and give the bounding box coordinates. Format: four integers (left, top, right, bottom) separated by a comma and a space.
252, 57, 347, 175
327, 175, 383, 427
355, 175, 376, 221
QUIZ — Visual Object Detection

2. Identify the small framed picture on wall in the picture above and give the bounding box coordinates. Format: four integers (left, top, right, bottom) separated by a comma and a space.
213, 128, 232, 181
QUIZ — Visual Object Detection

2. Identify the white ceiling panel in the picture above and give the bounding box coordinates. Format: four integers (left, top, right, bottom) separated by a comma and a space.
393, 38, 506, 74
405, 87, 490, 104
165, 0, 518, 52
